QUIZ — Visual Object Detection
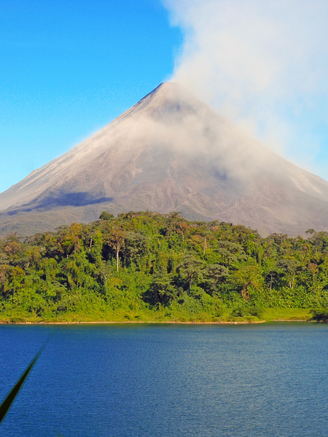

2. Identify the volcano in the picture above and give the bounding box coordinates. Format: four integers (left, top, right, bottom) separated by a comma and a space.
1, 82, 328, 236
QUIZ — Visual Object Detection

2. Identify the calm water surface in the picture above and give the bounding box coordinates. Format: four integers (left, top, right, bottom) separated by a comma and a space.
0, 323, 328, 436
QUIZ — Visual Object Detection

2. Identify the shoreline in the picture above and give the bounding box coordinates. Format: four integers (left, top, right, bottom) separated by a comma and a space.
0, 319, 312, 325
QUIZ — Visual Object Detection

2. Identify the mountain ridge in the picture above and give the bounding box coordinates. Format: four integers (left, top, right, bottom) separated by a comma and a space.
1, 81, 328, 236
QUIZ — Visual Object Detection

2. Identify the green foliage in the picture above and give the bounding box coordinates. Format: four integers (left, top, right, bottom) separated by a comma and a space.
0, 212, 328, 322
311, 309, 328, 322
99, 211, 114, 221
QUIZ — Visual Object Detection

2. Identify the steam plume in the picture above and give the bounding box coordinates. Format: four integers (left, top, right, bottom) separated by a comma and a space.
162, 0, 328, 173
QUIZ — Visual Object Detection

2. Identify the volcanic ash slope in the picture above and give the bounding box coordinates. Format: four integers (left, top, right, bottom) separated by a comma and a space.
1, 82, 328, 236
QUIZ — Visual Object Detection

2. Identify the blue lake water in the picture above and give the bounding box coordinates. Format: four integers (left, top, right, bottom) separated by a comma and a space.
1, 323, 328, 436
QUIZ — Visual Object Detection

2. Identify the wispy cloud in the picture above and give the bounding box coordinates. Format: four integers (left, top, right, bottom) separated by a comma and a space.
162, 0, 328, 174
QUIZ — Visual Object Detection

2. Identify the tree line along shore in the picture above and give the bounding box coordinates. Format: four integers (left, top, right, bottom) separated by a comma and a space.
0, 211, 327, 324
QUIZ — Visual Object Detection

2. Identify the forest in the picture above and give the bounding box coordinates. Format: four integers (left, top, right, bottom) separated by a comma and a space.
0, 211, 328, 323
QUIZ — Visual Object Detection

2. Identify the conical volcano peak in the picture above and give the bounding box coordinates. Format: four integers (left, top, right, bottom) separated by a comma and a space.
141, 81, 193, 103
131, 81, 210, 121
2, 81, 328, 237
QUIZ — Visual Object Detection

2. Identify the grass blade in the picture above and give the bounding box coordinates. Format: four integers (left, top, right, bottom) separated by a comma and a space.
0, 336, 50, 424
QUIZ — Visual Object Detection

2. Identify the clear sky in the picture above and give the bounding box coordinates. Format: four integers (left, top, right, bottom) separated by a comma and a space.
0, 0, 182, 193
1, 0, 328, 195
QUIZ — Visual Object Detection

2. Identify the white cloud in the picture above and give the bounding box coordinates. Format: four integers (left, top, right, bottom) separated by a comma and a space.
162, 0, 328, 173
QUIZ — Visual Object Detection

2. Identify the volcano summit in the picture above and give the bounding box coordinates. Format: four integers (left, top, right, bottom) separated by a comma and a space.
1, 82, 328, 236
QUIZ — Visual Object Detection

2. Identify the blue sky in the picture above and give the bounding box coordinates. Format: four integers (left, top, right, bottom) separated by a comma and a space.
0, 0, 182, 192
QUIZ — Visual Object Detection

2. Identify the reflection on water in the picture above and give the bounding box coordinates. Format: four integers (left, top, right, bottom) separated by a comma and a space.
0, 323, 328, 437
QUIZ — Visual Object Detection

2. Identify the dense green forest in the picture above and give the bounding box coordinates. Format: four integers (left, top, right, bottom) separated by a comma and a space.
0, 211, 328, 323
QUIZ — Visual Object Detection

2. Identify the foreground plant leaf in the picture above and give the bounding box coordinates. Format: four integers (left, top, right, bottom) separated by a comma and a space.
0, 337, 50, 425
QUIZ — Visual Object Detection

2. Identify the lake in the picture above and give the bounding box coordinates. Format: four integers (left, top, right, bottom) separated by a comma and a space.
1, 323, 328, 436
